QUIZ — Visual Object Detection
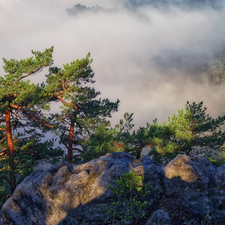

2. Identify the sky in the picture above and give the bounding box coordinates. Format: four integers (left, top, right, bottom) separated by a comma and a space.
1, 0, 225, 168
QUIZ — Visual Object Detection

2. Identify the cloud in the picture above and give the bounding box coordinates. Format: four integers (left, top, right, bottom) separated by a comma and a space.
1, 0, 225, 163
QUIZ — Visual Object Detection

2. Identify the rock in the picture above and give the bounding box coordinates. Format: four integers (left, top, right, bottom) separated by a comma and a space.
1, 152, 225, 225
145, 209, 171, 225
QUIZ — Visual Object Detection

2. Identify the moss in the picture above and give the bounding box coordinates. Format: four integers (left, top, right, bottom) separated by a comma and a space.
47, 172, 72, 187
62, 173, 72, 184
82, 171, 102, 204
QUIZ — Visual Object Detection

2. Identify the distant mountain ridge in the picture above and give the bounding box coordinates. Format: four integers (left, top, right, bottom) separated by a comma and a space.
66, 0, 223, 16
124, 0, 223, 10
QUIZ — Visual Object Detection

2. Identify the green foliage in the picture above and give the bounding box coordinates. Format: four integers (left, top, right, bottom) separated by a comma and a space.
147, 101, 225, 164
0, 179, 9, 209
77, 122, 120, 164
79, 101, 225, 166
0, 47, 120, 211
38, 52, 120, 164
125, 119, 175, 162
0, 47, 54, 110
78, 113, 134, 164
100, 170, 150, 224
0, 47, 65, 210
1, 45, 225, 217
206, 155, 225, 167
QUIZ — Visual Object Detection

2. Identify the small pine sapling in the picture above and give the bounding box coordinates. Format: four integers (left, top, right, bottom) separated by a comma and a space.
100, 170, 150, 224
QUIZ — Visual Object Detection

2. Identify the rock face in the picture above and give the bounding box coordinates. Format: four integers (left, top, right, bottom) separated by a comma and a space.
1, 152, 225, 225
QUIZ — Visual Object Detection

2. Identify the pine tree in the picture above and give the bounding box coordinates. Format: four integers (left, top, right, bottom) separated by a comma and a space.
173, 101, 225, 157
37, 52, 120, 164
107, 102, 225, 165
79, 112, 134, 164
0, 47, 65, 206
134, 101, 225, 164
125, 119, 174, 161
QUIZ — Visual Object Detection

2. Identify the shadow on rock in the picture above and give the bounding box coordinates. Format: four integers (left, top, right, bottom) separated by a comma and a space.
1, 152, 225, 225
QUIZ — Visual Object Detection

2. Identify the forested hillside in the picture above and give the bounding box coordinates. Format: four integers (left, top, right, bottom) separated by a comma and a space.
66, 0, 223, 15
124, 0, 223, 10
207, 49, 225, 85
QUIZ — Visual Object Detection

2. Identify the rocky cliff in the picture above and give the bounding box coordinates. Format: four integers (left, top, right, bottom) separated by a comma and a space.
0, 152, 225, 225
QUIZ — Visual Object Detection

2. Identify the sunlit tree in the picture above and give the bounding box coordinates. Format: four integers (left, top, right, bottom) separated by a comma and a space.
39, 53, 120, 164
144, 101, 225, 164
0, 47, 64, 206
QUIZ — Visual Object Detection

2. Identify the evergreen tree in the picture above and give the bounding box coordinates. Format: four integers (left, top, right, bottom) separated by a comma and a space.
99, 101, 225, 165
0, 47, 65, 207
79, 112, 134, 164
79, 101, 225, 166
134, 101, 225, 164
37, 53, 120, 164
124, 119, 175, 161
208, 49, 225, 85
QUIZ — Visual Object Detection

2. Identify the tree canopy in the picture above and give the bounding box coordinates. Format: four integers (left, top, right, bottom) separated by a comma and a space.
81, 101, 225, 165
37, 52, 120, 164
0, 47, 120, 208
131, 101, 225, 164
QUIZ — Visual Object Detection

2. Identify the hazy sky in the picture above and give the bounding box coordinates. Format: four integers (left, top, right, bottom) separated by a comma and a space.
1, 0, 225, 164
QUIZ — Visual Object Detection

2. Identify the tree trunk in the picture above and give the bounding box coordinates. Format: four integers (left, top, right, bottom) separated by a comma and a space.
5, 106, 16, 193
136, 144, 145, 159
68, 114, 75, 164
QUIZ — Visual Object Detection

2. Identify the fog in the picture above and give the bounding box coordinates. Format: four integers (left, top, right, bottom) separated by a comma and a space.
1, 0, 225, 167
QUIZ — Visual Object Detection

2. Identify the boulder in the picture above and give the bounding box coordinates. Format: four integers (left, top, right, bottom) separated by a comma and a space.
145, 209, 171, 225
1, 152, 225, 225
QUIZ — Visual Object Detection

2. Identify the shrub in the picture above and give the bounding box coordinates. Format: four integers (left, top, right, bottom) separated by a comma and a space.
100, 170, 150, 224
